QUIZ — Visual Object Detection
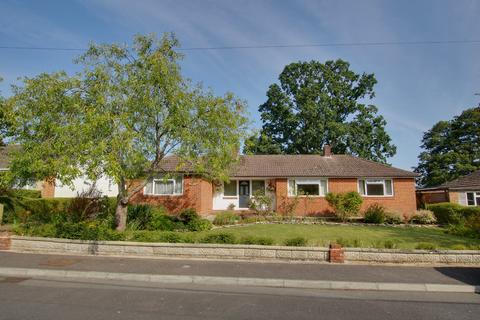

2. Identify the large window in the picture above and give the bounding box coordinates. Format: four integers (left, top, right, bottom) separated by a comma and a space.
358, 179, 393, 196
223, 180, 237, 196
288, 179, 327, 196
466, 192, 480, 206
251, 180, 265, 195
144, 175, 183, 195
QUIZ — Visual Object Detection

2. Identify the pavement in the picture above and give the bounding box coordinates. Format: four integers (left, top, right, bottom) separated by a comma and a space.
0, 251, 479, 292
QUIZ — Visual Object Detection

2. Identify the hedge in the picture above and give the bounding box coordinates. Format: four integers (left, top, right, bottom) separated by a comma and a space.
427, 202, 480, 225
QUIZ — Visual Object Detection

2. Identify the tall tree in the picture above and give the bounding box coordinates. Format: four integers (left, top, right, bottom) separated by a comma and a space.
415, 107, 480, 187
244, 60, 396, 163
6, 34, 248, 230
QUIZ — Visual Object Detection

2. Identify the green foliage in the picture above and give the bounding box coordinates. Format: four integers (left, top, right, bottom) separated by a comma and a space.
325, 191, 363, 222
186, 218, 212, 232
243, 59, 396, 163
284, 236, 307, 247
385, 210, 404, 224
415, 242, 437, 250
5, 33, 248, 230
410, 209, 437, 225
54, 221, 125, 241
201, 233, 237, 244
415, 107, 480, 187
383, 240, 398, 249
364, 204, 386, 224
427, 203, 465, 225
213, 212, 240, 225
178, 208, 200, 224
239, 236, 274, 246
10, 189, 41, 198
248, 189, 274, 215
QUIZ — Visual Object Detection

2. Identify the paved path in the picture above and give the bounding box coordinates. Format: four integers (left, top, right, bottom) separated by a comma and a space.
1, 251, 479, 285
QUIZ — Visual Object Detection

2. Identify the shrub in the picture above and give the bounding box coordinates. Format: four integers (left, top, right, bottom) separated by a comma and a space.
54, 221, 124, 241
383, 240, 398, 249
149, 209, 175, 231
364, 204, 386, 224
427, 203, 464, 225
248, 189, 274, 215
449, 244, 467, 250
130, 231, 183, 243
385, 210, 404, 224
178, 209, 199, 224
415, 242, 437, 250
127, 204, 154, 229
66, 188, 111, 223
11, 189, 42, 198
240, 236, 274, 246
187, 218, 212, 232
201, 233, 236, 244
410, 209, 437, 224
213, 212, 240, 226
461, 206, 480, 220
284, 236, 307, 247
325, 191, 363, 222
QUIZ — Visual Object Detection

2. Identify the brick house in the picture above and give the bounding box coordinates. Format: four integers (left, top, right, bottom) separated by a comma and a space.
416, 170, 480, 207
130, 147, 418, 217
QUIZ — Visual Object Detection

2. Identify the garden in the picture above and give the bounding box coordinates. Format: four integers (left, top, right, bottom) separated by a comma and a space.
1, 189, 480, 251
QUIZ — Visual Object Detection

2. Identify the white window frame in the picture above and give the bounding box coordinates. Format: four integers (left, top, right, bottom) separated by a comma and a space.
222, 179, 267, 199
144, 175, 184, 196
358, 178, 394, 197
223, 180, 238, 198
465, 191, 480, 206
287, 178, 328, 197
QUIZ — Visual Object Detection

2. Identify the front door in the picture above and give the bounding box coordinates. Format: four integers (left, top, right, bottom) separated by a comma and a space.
239, 180, 250, 209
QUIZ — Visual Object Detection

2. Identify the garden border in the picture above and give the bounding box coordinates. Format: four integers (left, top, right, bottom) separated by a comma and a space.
2, 235, 480, 265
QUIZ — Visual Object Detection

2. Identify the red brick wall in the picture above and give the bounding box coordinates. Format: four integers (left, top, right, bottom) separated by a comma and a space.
41, 178, 56, 198
275, 177, 416, 217
129, 176, 213, 216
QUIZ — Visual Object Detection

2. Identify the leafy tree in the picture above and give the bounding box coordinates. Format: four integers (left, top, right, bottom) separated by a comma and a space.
244, 59, 396, 163
415, 107, 480, 187
5, 33, 248, 230
0, 77, 9, 146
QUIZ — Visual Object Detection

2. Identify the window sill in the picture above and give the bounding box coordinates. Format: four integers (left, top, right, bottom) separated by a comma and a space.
223, 196, 238, 199
143, 194, 184, 197
287, 195, 326, 198
361, 195, 394, 198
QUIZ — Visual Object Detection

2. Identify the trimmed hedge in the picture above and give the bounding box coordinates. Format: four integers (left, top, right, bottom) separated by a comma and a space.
427, 202, 480, 225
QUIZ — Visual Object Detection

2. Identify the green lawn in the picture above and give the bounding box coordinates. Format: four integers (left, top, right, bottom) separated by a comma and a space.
198, 224, 480, 250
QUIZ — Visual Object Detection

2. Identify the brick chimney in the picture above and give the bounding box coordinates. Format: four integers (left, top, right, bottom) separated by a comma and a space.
323, 144, 332, 157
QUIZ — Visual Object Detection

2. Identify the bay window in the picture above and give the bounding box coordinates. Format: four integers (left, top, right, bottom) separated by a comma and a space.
358, 179, 393, 196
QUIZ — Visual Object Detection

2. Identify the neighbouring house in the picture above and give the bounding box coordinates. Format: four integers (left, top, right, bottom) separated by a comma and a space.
416, 170, 480, 207
0, 145, 118, 198
129, 146, 418, 217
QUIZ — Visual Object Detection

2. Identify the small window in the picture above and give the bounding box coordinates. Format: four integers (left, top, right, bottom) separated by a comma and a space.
288, 179, 327, 196
466, 192, 480, 206
252, 180, 265, 195
358, 179, 393, 196
224, 180, 237, 196
144, 175, 183, 195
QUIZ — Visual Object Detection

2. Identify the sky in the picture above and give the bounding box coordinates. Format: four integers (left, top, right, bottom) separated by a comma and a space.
0, 0, 479, 171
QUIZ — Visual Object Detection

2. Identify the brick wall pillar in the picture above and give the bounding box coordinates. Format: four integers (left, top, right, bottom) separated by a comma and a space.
0, 232, 11, 251
329, 243, 344, 263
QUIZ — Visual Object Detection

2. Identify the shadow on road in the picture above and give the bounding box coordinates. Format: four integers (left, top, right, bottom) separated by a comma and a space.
434, 267, 480, 285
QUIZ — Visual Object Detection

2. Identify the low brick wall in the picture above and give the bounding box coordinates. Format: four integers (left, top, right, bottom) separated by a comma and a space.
4, 236, 480, 265
345, 248, 480, 264
8, 236, 329, 262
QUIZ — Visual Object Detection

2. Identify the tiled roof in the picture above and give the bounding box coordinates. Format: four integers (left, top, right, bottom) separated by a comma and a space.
438, 170, 480, 190
159, 154, 417, 178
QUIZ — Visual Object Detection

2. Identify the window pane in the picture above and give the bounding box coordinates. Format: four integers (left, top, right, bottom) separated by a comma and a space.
288, 179, 296, 196
475, 196, 480, 207
252, 180, 265, 195
319, 180, 327, 195
358, 180, 366, 195
174, 176, 183, 194
155, 180, 174, 195
297, 184, 319, 196
366, 183, 384, 196
224, 180, 237, 196
467, 192, 475, 206
145, 180, 153, 194
385, 180, 393, 195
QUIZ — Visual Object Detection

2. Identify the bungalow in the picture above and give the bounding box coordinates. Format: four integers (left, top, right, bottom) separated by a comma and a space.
416, 170, 480, 207
130, 147, 418, 217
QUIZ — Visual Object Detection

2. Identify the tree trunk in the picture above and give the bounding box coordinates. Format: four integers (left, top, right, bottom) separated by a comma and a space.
115, 200, 128, 231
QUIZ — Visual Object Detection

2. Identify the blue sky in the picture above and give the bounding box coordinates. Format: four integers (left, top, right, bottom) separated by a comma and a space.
1, 0, 479, 170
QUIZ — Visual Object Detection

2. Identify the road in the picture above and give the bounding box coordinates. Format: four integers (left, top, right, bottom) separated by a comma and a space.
0, 276, 479, 320
0, 251, 479, 319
